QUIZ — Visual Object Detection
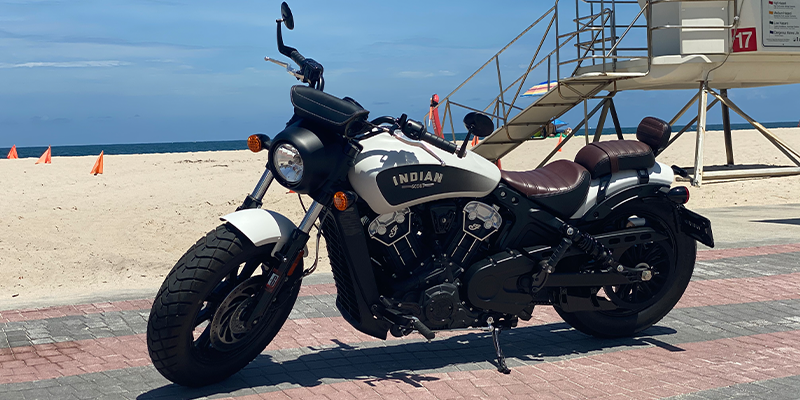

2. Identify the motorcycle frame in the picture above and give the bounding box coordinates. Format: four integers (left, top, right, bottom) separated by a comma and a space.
240, 136, 699, 340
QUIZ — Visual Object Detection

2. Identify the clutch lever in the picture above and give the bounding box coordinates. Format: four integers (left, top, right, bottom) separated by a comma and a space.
264, 56, 304, 80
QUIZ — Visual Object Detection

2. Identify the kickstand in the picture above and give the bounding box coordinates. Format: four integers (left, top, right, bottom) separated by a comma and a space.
491, 325, 511, 374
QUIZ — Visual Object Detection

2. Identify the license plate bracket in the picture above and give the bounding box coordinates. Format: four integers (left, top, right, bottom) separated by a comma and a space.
679, 208, 714, 248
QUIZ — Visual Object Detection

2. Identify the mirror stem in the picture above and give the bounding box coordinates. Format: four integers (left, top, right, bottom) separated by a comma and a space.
457, 133, 472, 158
276, 21, 295, 58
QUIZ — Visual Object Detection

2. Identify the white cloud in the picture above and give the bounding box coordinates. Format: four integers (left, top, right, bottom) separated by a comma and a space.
0, 60, 131, 68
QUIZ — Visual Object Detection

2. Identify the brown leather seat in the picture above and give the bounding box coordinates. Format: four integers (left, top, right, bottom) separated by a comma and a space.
574, 116, 671, 179
574, 140, 654, 179
500, 160, 591, 218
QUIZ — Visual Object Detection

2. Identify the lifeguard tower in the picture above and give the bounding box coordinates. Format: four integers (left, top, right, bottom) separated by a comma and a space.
429, 0, 800, 186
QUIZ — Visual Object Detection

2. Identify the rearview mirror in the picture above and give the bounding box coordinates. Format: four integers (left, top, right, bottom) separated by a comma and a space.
463, 112, 494, 138
281, 2, 294, 30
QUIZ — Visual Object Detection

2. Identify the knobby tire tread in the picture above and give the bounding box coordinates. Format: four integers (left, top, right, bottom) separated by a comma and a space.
146, 224, 299, 386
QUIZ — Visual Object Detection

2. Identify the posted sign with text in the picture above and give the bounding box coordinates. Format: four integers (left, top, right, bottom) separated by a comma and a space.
762, 0, 800, 47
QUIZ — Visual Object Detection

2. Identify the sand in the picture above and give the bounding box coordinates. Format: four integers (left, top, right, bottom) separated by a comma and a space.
2, 127, 800, 308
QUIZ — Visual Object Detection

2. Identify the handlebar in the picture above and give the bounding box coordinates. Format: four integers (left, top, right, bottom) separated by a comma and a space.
275, 19, 323, 90
289, 50, 306, 66
369, 115, 458, 155
398, 115, 458, 154
418, 130, 458, 154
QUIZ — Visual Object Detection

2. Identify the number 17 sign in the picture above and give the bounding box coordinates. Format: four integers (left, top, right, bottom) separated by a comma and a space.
732, 28, 758, 52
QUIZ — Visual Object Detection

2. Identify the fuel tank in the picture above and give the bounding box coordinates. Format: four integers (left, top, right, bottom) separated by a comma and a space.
349, 134, 501, 214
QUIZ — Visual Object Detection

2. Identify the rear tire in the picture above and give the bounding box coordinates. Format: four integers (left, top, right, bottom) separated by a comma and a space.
146, 224, 301, 387
555, 198, 696, 338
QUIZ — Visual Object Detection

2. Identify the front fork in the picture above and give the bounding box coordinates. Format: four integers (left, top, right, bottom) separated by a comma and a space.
237, 168, 275, 211
239, 167, 325, 326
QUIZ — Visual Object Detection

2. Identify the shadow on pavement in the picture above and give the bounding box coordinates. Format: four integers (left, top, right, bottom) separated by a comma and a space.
138, 322, 678, 400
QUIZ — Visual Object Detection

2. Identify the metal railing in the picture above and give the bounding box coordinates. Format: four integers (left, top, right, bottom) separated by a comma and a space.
425, 3, 561, 142
426, 0, 737, 143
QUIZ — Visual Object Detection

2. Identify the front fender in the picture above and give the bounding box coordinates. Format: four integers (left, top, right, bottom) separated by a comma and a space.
221, 209, 307, 257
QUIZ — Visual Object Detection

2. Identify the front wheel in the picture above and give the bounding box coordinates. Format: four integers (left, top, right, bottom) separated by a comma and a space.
555, 198, 696, 338
146, 224, 301, 387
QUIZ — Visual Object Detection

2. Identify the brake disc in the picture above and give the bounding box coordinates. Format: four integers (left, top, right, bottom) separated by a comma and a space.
209, 275, 267, 351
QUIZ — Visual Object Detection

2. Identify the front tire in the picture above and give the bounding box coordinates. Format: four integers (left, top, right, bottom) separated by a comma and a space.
146, 224, 301, 387
555, 198, 696, 338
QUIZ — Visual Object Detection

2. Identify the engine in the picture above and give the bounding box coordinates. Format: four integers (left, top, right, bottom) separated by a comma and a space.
367, 201, 502, 331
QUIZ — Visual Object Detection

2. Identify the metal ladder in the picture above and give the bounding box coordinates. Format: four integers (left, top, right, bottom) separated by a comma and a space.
428, 0, 651, 163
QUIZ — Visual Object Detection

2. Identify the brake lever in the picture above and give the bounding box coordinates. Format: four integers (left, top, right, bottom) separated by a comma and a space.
264, 56, 304, 80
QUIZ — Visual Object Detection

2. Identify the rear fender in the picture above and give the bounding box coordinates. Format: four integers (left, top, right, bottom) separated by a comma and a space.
221, 209, 308, 257
577, 184, 669, 223
571, 161, 674, 220
578, 185, 715, 248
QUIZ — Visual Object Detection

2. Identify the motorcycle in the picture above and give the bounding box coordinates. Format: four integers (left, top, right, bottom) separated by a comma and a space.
146, 2, 714, 387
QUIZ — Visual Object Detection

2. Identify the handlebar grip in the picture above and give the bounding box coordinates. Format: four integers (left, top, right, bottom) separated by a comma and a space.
289, 50, 306, 66
421, 131, 458, 154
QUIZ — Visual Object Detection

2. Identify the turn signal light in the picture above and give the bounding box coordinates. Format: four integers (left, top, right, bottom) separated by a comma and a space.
333, 191, 357, 211
247, 134, 271, 153
333, 192, 349, 211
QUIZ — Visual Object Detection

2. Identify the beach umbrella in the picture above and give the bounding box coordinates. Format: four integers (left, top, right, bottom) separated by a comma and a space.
521, 81, 558, 97
552, 119, 569, 127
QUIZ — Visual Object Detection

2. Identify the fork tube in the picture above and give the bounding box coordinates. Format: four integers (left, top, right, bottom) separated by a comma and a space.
298, 201, 324, 234
251, 169, 274, 203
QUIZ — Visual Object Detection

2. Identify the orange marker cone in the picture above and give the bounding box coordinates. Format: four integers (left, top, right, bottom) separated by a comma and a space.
35, 146, 52, 164
471, 136, 479, 146
496, 159, 502, 169
7, 145, 18, 159
557, 134, 563, 152
90, 151, 104, 175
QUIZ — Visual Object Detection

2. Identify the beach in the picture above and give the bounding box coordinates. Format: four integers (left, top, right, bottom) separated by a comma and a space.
2, 127, 799, 308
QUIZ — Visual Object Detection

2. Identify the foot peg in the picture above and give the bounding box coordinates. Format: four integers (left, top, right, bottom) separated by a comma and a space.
373, 299, 435, 341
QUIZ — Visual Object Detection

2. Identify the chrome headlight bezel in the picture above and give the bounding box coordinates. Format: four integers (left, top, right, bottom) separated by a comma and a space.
272, 143, 304, 185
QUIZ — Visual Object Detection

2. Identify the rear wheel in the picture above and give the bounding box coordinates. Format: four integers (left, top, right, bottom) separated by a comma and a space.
555, 198, 696, 338
146, 224, 301, 386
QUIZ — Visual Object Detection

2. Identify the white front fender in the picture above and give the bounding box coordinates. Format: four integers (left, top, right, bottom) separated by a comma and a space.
221, 209, 307, 257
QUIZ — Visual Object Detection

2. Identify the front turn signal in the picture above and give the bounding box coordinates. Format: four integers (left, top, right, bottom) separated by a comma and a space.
247, 134, 271, 153
333, 191, 357, 211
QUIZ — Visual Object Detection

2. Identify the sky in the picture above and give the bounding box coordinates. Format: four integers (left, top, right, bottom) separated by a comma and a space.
1, 0, 799, 147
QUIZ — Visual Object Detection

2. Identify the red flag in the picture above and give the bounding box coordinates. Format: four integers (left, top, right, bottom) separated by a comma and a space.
429, 94, 443, 138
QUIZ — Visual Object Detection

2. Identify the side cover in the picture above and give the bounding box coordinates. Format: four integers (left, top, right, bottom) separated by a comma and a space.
349, 134, 501, 214
221, 209, 302, 257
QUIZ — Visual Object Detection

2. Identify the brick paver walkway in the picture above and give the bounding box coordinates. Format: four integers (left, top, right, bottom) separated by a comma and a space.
1, 245, 799, 399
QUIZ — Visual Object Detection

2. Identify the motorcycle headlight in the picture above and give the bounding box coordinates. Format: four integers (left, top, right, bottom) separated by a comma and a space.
273, 143, 304, 184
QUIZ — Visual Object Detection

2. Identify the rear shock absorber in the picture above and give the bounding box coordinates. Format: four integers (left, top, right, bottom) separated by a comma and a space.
566, 225, 621, 271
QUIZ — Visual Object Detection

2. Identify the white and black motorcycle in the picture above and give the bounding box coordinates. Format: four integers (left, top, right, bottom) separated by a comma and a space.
146, 2, 714, 387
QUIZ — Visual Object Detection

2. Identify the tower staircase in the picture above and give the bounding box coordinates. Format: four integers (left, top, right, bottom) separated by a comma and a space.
430, 0, 800, 185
